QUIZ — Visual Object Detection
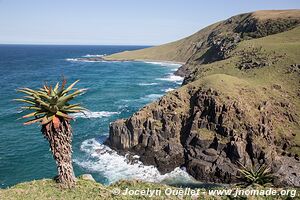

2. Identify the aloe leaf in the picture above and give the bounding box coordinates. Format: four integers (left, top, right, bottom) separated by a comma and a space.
14, 99, 36, 105
61, 80, 79, 95
62, 103, 81, 109
57, 89, 86, 106
53, 82, 59, 94
17, 89, 35, 96
21, 106, 42, 111
63, 109, 83, 113
56, 111, 73, 119
41, 115, 54, 125
22, 111, 46, 119
63, 106, 86, 112
23, 117, 44, 125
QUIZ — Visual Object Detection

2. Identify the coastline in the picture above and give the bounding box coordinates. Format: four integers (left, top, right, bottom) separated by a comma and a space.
67, 54, 189, 186
118, 59, 185, 66
66, 55, 185, 71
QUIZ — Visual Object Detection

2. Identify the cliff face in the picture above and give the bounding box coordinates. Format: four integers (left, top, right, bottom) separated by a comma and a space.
106, 73, 300, 186
105, 10, 300, 186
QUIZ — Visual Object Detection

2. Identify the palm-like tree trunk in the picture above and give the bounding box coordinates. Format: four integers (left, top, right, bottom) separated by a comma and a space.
42, 118, 76, 188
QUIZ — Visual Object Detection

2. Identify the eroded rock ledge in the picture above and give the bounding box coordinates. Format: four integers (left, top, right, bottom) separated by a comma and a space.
104, 10, 300, 187
105, 75, 300, 186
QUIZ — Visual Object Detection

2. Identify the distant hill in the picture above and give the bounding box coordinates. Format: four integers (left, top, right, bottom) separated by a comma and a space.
105, 9, 300, 64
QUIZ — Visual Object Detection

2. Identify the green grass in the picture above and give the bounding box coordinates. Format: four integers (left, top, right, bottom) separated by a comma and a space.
181, 27, 300, 154
0, 178, 212, 200
103, 21, 221, 63
197, 128, 216, 140
1, 178, 299, 200
105, 13, 300, 156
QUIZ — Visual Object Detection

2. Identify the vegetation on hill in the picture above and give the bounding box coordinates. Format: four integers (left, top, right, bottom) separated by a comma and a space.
3, 9, 300, 200
104, 10, 300, 64
0, 177, 298, 199
106, 10, 300, 187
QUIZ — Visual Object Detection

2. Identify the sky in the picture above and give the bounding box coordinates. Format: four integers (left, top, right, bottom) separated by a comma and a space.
0, 0, 299, 45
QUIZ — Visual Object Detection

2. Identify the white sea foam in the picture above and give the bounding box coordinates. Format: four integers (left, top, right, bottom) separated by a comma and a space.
65, 58, 80, 62
71, 111, 120, 119
65, 58, 123, 63
138, 82, 159, 86
140, 94, 163, 101
65, 58, 104, 63
15, 109, 23, 114
74, 138, 196, 184
143, 61, 182, 68
82, 54, 105, 58
163, 88, 175, 92
156, 73, 184, 83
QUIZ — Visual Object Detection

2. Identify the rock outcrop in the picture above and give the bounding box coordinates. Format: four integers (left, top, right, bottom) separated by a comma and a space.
106, 73, 300, 186
105, 10, 300, 187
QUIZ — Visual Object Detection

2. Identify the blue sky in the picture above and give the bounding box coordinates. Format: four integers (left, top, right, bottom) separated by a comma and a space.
0, 0, 299, 45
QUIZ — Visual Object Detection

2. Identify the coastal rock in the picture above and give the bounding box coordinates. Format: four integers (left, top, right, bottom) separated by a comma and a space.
106, 79, 300, 186
80, 174, 95, 182
272, 156, 300, 187
105, 10, 300, 187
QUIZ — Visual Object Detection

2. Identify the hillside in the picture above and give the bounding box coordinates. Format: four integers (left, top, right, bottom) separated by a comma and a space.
106, 10, 300, 187
104, 9, 300, 64
0, 178, 203, 200
1, 178, 298, 199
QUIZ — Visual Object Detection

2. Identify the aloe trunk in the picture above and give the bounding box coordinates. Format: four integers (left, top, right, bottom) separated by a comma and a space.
42, 117, 75, 187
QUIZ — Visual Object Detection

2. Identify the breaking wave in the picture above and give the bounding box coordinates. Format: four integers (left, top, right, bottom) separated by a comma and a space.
156, 73, 184, 83
65, 58, 104, 63
138, 82, 159, 86
71, 111, 120, 119
74, 138, 196, 185
82, 54, 105, 58
65, 58, 80, 62
163, 88, 175, 92
143, 61, 182, 68
139, 94, 163, 102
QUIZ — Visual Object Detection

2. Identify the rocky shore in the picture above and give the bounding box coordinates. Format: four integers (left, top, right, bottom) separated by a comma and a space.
106, 76, 300, 186
105, 10, 300, 187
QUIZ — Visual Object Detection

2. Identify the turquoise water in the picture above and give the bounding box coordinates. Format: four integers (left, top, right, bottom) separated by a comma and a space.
0, 45, 190, 188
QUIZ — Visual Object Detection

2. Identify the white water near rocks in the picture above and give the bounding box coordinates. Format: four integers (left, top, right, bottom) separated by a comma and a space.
73, 60, 196, 186
74, 138, 197, 185
71, 111, 120, 119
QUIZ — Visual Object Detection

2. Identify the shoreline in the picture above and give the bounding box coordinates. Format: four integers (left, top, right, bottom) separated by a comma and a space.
68, 55, 186, 78
71, 55, 187, 186
122, 59, 185, 66
80, 55, 186, 66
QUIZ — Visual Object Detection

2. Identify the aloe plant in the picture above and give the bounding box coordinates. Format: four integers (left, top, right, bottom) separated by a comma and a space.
238, 162, 274, 186
15, 79, 86, 188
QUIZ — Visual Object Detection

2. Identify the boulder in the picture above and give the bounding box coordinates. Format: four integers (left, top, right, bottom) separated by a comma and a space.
80, 174, 95, 182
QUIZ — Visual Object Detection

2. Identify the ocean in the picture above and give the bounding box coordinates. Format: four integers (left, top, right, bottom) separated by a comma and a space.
0, 45, 194, 188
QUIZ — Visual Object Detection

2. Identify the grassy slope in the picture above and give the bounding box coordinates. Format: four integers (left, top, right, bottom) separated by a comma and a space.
1, 178, 298, 200
0, 178, 209, 200
104, 10, 300, 63
252, 9, 300, 20
174, 26, 300, 154
2, 10, 299, 200
104, 21, 220, 63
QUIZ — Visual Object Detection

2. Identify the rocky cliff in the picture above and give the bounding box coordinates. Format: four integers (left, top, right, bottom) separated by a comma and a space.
105, 10, 300, 187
